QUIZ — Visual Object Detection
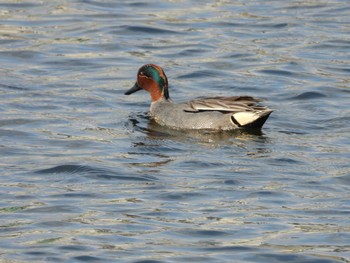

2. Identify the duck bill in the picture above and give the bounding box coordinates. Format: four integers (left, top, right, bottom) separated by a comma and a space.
125, 83, 142, 95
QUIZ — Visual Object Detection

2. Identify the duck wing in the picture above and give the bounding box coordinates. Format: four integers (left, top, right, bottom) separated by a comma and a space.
184, 96, 267, 113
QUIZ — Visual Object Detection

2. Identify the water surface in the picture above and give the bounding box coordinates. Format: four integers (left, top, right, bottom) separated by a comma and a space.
1, 1, 350, 262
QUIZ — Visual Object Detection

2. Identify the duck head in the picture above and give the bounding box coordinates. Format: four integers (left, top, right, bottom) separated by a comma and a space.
125, 64, 170, 102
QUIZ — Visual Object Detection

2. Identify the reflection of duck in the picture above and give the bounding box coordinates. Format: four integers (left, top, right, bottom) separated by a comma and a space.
125, 64, 272, 131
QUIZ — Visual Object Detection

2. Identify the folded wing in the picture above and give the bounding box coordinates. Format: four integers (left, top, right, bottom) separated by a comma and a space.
184, 96, 268, 113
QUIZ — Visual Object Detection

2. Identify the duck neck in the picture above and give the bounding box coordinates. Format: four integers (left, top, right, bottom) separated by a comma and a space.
149, 83, 170, 102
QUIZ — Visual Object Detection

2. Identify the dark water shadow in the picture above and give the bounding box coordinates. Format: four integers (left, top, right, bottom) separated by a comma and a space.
288, 91, 328, 100
0, 83, 29, 91
248, 252, 342, 263
36, 164, 158, 182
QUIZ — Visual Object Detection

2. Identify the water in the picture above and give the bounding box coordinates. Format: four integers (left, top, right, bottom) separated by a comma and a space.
1, 0, 350, 262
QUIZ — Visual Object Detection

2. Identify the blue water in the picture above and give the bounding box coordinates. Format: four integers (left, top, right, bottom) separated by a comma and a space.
1, 1, 350, 262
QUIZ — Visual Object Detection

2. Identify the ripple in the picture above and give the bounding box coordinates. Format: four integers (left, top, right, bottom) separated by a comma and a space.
241, 22, 290, 29
178, 70, 228, 79
0, 83, 28, 91
36, 165, 157, 182
118, 25, 181, 35
134, 260, 164, 263
0, 50, 42, 60
0, 118, 38, 127
161, 49, 210, 58
73, 255, 104, 262
0, 128, 31, 137
249, 253, 341, 263
324, 66, 350, 75
36, 221, 72, 227
0, 2, 41, 8
36, 164, 98, 174
257, 69, 300, 78
290, 91, 327, 100
203, 246, 256, 252
336, 174, 350, 185
158, 191, 205, 201
24, 205, 79, 213
174, 228, 230, 238
59, 245, 91, 251
49, 192, 98, 198
270, 157, 305, 166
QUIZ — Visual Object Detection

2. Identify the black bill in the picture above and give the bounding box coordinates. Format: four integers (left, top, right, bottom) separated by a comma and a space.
125, 83, 142, 95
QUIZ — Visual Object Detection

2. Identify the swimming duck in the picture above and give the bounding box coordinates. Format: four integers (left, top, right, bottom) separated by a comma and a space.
125, 64, 272, 130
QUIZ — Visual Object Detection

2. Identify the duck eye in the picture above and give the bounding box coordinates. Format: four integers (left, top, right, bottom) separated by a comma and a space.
139, 71, 151, 78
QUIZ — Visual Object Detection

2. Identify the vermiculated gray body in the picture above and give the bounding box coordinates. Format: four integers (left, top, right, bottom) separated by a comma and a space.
150, 98, 271, 131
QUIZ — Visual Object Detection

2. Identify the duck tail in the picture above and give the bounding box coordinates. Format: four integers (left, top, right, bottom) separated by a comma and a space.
231, 110, 273, 129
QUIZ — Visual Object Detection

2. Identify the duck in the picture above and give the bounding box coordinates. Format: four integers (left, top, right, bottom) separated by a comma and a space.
125, 64, 272, 131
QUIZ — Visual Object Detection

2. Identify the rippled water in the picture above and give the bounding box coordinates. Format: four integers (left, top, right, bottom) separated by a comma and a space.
1, 1, 350, 262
